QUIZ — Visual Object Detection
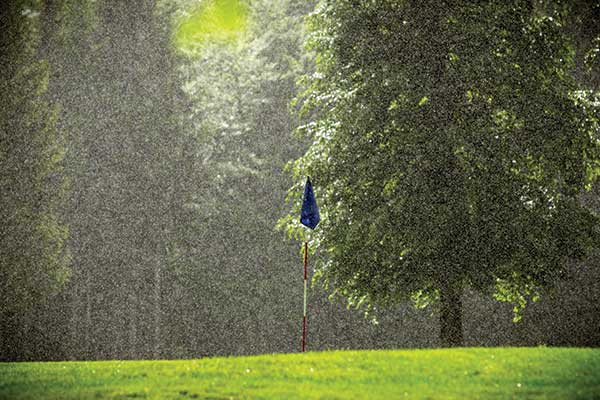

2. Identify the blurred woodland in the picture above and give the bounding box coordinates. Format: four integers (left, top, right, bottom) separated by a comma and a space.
1, 0, 599, 361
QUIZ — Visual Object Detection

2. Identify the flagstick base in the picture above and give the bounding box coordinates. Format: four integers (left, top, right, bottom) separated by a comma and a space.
302, 315, 306, 352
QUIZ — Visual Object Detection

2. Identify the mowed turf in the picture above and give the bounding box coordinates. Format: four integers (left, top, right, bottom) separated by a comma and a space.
0, 348, 598, 399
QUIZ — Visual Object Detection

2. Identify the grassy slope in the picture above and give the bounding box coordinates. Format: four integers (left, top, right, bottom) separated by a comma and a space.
0, 348, 599, 399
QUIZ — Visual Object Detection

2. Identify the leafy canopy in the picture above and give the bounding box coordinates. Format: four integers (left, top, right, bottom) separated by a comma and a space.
0, 0, 71, 314
281, 0, 600, 318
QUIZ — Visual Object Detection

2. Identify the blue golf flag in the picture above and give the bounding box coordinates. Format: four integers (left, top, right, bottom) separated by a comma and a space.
301, 176, 320, 229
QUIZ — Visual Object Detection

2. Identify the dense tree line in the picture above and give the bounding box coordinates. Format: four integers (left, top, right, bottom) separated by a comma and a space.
1, 0, 599, 361
0, 0, 71, 359
1, 0, 391, 360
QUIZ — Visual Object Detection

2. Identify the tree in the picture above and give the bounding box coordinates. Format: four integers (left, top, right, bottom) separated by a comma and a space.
0, 0, 70, 316
172, 0, 320, 356
28, 0, 195, 360
0, 0, 71, 360
282, 0, 600, 346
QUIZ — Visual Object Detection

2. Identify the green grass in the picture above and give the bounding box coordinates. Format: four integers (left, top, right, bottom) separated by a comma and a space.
1, 348, 599, 399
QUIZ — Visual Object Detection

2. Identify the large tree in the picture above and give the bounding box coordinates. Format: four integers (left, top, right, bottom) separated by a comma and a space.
282, 0, 600, 346
0, 0, 71, 360
0, 0, 70, 316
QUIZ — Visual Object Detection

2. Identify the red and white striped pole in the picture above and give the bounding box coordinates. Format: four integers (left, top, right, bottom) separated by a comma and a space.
300, 176, 319, 353
302, 241, 308, 352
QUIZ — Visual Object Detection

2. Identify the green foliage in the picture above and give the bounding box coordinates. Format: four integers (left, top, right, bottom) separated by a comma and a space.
282, 1, 600, 320
165, 0, 318, 356
2, 0, 323, 361
1, 348, 599, 399
175, 0, 249, 53
0, 0, 71, 314
585, 36, 600, 77
493, 273, 540, 322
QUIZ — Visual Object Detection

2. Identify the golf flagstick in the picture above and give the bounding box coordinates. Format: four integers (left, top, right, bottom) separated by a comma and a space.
299, 176, 320, 353
302, 241, 308, 352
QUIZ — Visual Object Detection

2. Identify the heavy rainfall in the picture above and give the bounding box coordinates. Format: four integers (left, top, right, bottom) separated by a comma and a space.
1, 0, 599, 363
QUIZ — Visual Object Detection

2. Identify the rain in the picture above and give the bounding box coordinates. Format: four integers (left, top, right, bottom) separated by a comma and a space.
1, 0, 599, 364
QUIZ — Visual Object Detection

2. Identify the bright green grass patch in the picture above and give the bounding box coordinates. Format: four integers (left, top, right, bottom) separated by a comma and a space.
175, 0, 248, 54
1, 348, 599, 399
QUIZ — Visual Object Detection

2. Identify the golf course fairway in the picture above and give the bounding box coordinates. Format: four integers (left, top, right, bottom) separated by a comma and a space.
1, 347, 598, 399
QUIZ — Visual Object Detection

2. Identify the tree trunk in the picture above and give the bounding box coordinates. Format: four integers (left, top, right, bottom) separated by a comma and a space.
440, 283, 463, 347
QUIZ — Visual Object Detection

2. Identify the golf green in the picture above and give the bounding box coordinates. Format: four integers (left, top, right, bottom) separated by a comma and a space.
1, 347, 598, 399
